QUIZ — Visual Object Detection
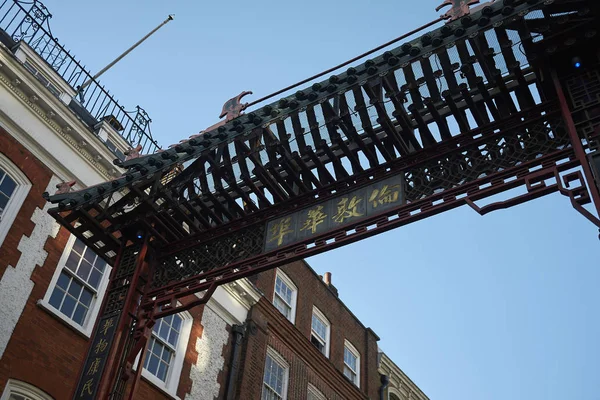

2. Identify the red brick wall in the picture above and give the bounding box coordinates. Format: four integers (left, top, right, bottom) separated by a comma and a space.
0, 129, 52, 278
239, 261, 381, 400
0, 131, 197, 400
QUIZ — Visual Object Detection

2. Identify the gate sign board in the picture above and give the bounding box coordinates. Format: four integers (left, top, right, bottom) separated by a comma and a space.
264, 175, 406, 251
74, 314, 119, 400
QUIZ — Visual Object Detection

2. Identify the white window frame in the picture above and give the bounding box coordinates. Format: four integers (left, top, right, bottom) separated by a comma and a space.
273, 269, 298, 324
0, 153, 32, 248
262, 347, 289, 400
38, 235, 111, 337
343, 340, 361, 388
311, 306, 331, 358
0, 379, 54, 400
307, 383, 326, 400
137, 310, 193, 398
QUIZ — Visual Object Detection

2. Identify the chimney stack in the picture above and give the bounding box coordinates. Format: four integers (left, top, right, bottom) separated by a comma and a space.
323, 272, 332, 285
322, 272, 338, 297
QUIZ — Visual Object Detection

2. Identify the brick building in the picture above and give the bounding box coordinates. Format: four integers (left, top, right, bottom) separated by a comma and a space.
0, 1, 428, 399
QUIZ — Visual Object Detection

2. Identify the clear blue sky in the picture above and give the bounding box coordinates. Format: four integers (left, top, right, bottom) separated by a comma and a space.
42, 1, 600, 399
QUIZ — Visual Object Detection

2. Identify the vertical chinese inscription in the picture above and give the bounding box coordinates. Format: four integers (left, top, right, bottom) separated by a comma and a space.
74, 315, 118, 400
264, 175, 405, 251
73, 244, 140, 400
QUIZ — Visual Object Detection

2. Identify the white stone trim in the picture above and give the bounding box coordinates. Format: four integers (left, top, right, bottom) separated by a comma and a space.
187, 306, 229, 400
38, 235, 112, 337
263, 347, 289, 400
0, 152, 32, 248
14, 42, 77, 100
140, 310, 193, 399
311, 305, 331, 358
0, 379, 54, 400
344, 339, 361, 388
274, 269, 298, 324
0, 175, 60, 358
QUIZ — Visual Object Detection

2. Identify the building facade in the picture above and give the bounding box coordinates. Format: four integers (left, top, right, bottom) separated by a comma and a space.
0, 1, 429, 399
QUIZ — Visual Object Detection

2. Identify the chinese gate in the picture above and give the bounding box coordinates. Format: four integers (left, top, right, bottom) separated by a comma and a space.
43, 0, 600, 398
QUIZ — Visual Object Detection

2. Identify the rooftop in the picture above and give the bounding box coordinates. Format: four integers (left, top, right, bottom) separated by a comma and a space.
0, 0, 161, 159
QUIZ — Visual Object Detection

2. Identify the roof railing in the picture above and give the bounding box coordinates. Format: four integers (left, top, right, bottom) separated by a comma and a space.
0, 0, 161, 155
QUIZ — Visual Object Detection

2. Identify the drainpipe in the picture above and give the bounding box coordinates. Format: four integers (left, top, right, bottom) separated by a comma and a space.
224, 324, 245, 400
379, 374, 390, 400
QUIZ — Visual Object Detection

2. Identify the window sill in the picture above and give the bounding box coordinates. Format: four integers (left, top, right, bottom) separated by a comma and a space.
139, 371, 182, 400
36, 299, 92, 339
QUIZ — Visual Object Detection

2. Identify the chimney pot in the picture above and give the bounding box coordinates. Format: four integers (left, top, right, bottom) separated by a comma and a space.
324, 272, 332, 285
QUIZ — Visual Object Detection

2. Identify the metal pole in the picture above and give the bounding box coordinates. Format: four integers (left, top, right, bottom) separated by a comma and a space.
78, 14, 174, 92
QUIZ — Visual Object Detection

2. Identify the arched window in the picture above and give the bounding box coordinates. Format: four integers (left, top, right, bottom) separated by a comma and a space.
0, 153, 32, 248
0, 379, 54, 400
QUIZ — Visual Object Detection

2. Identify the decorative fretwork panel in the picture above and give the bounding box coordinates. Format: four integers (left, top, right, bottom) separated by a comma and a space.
566, 68, 600, 152
405, 116, 570, 201
153, 225, 266, 288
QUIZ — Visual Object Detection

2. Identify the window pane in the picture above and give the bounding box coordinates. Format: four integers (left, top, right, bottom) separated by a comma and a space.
273, 296, 291, 319
167, 329, 179, 347
145, 314, 183, 383
77, 260, 92, 281
73, 304, 88, 325
275, 276, 293, 305
60, 295, 76, 317
64, 251, 80, 272
80, 289, 93, 307
88, 270, 102, 290
48, 286, 65, 309
172, 315, 182, 332
146, 353, 159, 375
312, 314, 327, 341
83, 247, 96, 265
94, 258, 106, 272
68, 280, 83, 298
263, 354, 285, 398
56, 271, 70, 289
159, 321, 170, 341
0, 194, 9, 215
0, 174, 16, 197
157, 361, 168, 382
72, 238, 86, 255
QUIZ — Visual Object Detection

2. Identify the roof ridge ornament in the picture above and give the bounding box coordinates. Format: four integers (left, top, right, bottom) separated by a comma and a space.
436, 0, 481, 21
55, 180, 77, 194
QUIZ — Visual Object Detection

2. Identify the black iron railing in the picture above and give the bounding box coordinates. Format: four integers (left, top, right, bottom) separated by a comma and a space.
0, 0, 161, 155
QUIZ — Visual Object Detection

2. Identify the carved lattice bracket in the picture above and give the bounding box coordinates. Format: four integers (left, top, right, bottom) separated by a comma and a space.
466, 167, 600, 229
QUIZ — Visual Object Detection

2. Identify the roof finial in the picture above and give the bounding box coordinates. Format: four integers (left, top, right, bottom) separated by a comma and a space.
436, 0, 481, 21
55, 180, 76, 194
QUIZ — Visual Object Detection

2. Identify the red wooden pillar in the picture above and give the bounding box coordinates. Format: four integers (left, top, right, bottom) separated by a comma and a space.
70, 234, 155, 400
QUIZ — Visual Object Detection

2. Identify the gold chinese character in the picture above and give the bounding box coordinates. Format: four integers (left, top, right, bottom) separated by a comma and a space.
94, 339, 108, 354
267, 217, 294, 246
86, 357, 102, 376
332, 196, 363, 223
80, 378, 94, 396
300, 205, 327, 234
101, 318, 114, 336
368, 184, 401, 208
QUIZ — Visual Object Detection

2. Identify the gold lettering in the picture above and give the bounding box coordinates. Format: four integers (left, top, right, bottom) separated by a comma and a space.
267, 217, 294, 246
101, 318, 114, 336
300, 206, 327, 234
94, 339, 108, 354
80, 378, 94, 396
86, 357, 102, 376
332, 196, 363, 223
368, 184, 401, 209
